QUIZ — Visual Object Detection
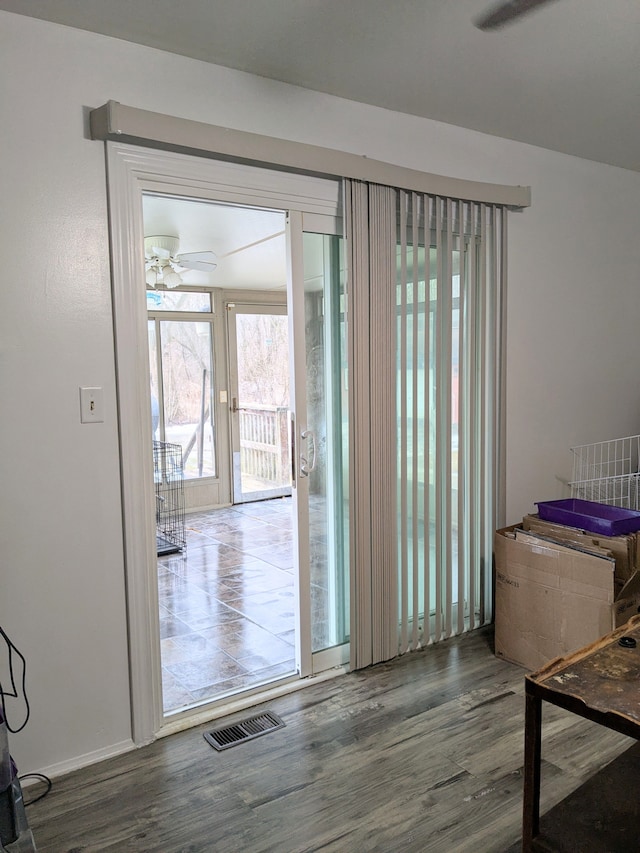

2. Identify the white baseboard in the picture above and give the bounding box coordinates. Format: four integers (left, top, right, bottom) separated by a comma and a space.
21, 739, 135, 786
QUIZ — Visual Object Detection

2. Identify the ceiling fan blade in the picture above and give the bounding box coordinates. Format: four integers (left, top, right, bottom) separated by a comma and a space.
475, 0, 559, 30
175, 251, 218, 272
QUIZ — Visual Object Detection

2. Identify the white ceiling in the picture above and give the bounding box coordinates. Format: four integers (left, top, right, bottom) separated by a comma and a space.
143, 194, 288, 291
2, 0, 639, 172
143, 193, 333, 293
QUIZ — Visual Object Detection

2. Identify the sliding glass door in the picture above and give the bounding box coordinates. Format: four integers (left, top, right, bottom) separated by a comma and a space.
396, 193, 504, 649
289, 218, 349, 673
344, 181, 505, 667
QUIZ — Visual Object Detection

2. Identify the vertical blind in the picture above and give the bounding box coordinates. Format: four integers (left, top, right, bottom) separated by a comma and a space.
346, 180, 507, 668
345, 181, 399, 669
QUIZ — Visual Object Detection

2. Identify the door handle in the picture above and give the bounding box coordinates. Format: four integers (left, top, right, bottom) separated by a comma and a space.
231, 397, 247, 414
300, 429, 317, 477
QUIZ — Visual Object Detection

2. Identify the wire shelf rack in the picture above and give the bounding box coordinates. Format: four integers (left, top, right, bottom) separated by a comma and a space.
569, 434, 640, 511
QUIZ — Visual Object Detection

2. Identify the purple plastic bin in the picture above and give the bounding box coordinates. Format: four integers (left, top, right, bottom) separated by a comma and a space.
535, 499, 640, 536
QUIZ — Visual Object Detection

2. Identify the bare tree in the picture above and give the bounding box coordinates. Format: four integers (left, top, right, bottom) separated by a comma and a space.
236, 314, 289, 407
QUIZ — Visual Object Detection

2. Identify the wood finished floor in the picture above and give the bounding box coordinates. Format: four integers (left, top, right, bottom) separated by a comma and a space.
27, 627, 633, 852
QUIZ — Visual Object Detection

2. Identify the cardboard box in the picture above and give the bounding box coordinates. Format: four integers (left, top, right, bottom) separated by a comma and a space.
494, 526, 640, 671
522, 514, 639, 584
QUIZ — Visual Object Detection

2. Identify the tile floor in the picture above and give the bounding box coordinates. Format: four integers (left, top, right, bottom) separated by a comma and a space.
158, 497, 297, 714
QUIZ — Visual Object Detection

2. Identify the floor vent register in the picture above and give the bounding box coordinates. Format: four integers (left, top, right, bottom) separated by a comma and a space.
203, 711, 286, 751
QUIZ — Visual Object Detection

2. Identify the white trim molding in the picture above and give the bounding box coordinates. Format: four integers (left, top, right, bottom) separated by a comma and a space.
106, 144, 164, 745
105, 142, 344, 744
32, 739, 135, 784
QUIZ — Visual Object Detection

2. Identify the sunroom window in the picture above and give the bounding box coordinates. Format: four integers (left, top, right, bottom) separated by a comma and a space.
147, 289, 217, 479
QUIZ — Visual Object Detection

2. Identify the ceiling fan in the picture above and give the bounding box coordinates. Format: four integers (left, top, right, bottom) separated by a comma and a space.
475, 0, 560, 30
144, 235, 217, 288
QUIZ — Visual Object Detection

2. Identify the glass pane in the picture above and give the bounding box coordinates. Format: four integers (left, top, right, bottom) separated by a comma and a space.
148, 320, 160, 439
451, 273, 460, 558
159, 320, 216, 478
398, 244, 462, 633
303, 233, 349, 653
235, 312, 291, 498
146, 290, 212, 312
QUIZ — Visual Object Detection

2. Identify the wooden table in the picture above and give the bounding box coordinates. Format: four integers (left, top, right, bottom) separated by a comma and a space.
523, 614, 640, 852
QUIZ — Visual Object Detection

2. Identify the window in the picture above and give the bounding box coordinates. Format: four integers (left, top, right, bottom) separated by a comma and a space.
148, 290, 217, 479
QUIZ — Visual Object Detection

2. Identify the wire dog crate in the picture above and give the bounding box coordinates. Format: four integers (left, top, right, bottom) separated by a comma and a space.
153, 440, 186, 555
569, 434, 640, 510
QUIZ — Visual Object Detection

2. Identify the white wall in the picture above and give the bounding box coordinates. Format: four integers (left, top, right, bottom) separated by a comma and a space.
2, 11, 640, 775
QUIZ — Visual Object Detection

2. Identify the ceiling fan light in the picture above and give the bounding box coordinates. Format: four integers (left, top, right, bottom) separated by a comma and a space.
162, 267, 183, 288
145, 267, 158, 287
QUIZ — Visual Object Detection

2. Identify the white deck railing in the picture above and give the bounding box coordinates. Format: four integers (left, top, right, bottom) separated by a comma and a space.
239, 405, 290, 487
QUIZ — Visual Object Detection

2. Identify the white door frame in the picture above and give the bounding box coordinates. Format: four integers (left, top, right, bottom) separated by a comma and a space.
105, 142, 341, 744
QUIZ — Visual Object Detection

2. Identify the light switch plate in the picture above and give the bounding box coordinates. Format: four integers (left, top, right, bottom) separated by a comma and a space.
80, 387, 104, 423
